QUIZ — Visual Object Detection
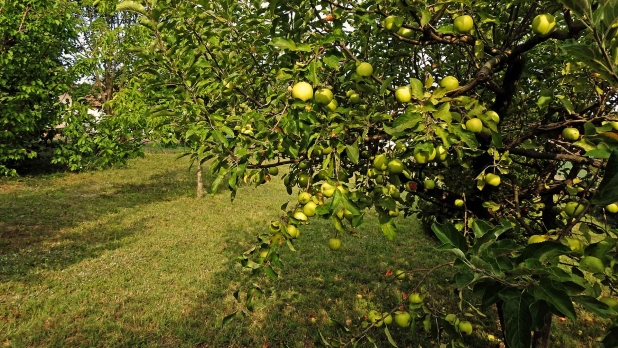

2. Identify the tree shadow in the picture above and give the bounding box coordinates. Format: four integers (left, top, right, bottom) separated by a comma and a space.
0, 167, 215, 283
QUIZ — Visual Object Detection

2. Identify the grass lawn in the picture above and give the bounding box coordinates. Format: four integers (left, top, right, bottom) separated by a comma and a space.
0, 148, 605, 347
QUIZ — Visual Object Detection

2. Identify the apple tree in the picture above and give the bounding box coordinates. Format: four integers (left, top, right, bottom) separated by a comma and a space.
119, 0, 618, 346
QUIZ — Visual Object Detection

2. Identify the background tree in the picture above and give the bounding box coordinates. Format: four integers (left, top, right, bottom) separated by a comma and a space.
120, 0, 618, 347
0, 0, 80, 175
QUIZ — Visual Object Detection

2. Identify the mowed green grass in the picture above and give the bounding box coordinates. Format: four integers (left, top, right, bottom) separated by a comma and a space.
0, 148, 605, 347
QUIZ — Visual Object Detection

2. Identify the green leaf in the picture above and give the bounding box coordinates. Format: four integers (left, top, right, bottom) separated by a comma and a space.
532, 278, 576, 320
592, 149, 618, 205
434, 103, 452, 123
323, 55, 340, 69
431, 222, 468, 251
116, 1, 147, 15
384, 326, 398, 347
410, 78, 424, 100
379, 215, 397, 241
558, 0, 592, 18
499, 289, 534, 348
573, 295, 616, 318
346, 141, 360, 164
269, 37, 296, 50
265, 265, 278, 280
222, 311, 237, 325
561, 44, 618, 84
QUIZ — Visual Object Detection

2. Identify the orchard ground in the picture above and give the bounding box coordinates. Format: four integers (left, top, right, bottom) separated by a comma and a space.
0, 147, 607, 347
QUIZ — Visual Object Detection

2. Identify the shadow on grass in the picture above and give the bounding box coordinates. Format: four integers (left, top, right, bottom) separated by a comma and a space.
0, 167, 214, 283
164, 217, 463, 348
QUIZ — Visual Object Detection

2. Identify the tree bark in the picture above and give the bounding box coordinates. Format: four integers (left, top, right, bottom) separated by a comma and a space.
196, 164, 204, 198
532, 313, 552, 348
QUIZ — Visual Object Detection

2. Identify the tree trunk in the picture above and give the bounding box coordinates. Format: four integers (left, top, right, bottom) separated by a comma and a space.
532, 313, 552, 348
196, 164, 204, 198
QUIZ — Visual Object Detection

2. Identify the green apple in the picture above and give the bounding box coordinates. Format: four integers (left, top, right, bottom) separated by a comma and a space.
387, 159, 405, 174
453, 15, 474, 33
325, 99, 338, 112
382, 313, 393, 325
394, 142, 407, 153
395, 270, 405, 280
298, 173, 310, 187
292, 81, 313, 101
373, 154, 389, 171
298, 192, 312, 204
485, 173, 501, 186
413, 146, 437, 164
394, 311, 411, 328
409, 292, 423, 304
440, 76, 459, 91
395, 86, 412, 103
397, 27, 413, 38
562, 127, 580, 141
458, 321, 473, 335
269, 221, 281, 234
486, 110, 500, 123
314, 88, 333, 105
606, 203, 618, 213
356, 62, 374, 77
293, 210, 308, 222
268, 167, 279, 176
454, 199, 464, 207
286, 225, 300, 238
387, 184, 400, 198
528, 234, 549, 244
388, 207, 400, 217
610, 121, 618, 131
383, 15, 402, 32
328, 238, 341, 251
424, 179, 435, 190
466, 118, 483, 133
532, 13, 556, 36
348, 93, 362, 104
579, 256, 605, 273
564, 201, 585, 217
321, 182, 336, 197
436, 145, 448, 162
303, 201, 317, 217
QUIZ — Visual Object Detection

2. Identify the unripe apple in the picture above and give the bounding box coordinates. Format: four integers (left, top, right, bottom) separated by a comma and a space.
454, 199, 464, 207
409, 292, 423, 304
485, 173, 501, 186
269, 221, 281, 234
458, 321, 473, 335
388, 208, 400, 217
293, 210, 308, 222
397, 27, 413, 38
606, 203, 618, 213
268, 167, 279, 176
387, 159, 405, 174
373, 154, 389, 171
610, 121, 618, 131
382, 313, 393, 325
532, 13, 556, 36
286, 224, 300, 238
466, 118, 483, 133
356, 62, 373, 77
395, 270, 406, 280
328, 238, 341, 251
395, 86, 412, 103
325, 99, 338, 112
564, 201, 585, 217
383, 15, 402, 32
321, 182, 336, 197
579, 256, 605, 273
435, 145, 448, 162
440, 76, 459, 91
292, 81, 313, 101
314, 88, 333, 105
562, 127, 580, 141
303, 201, 317, 217
348, 93, 362, 104
394, 311, 411, 328
298, 192, 312, 204
424, 179, 435, 190
413, 146, 436, 164
453, 15, 474, 33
